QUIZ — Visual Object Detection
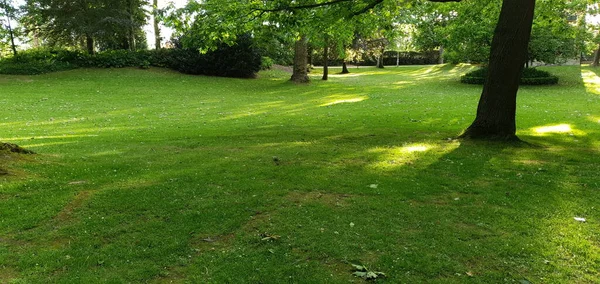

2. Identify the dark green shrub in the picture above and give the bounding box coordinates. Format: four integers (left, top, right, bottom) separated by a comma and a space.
461, 67, 559, 85
0, 34, 262, 78
91, 50, 150, 68
167, 33, 262, 78
0, 48, 85, 75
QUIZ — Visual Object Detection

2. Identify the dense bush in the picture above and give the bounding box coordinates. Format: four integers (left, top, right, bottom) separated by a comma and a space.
0, 48, 87, 74
168, 34, 262, 78
461, 67, 559, 85
92, 50, 150, 68
260, 56, 273, 70
0, 34, 262, 78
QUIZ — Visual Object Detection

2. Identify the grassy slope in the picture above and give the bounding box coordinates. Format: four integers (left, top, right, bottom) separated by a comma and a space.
1, 65, 599, 283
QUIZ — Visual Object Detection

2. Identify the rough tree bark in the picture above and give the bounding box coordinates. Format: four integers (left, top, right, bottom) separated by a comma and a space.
459, 0, 536, 141
291, 35, 310, 83
593, 44, 600, 67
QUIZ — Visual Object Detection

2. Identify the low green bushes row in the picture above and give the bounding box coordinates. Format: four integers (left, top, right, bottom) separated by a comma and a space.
461, 67, 559, 85
0, 34, 262, 78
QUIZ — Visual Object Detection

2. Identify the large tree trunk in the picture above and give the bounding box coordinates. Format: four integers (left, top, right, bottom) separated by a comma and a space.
438, 46, 444, 64
86, 34, 94, 55
291, 35, 310, 83
593, 44, 600, 67
322, 36, 329, 81
459, 0, 536, 141
341, 60, 349, 74
153, 0, 161, 49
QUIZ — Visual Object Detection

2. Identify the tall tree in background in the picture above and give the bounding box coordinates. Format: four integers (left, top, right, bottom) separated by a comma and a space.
0, 0, 19, 56
153, 0, 160, 49
24, 0, 147, 53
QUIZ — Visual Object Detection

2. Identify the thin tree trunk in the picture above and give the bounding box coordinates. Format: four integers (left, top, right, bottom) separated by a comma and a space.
593, 44, 600, 67
291, 35, 309, 83
438, 46, 444, 64
153, 0, 161, 49
307, 44, 313, 71
322, 35, 329, 81
7, 17, 17, 56
377, 48, 385, 68
86, 34, 94, 55
341, 60, 349, 74
3, 0, 17, 56
459, 0, 536, 141
129, 0, 136, 51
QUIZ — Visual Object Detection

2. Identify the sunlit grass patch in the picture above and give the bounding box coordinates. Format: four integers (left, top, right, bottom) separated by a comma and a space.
528, 123, 587, 137
367, 141, 460, 171
319, 95, 368, 106
581, 69, 600, 95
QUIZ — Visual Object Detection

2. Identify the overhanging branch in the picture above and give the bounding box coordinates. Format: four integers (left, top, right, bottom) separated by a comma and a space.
253, 0, 462, 15
253, 0, 354, 12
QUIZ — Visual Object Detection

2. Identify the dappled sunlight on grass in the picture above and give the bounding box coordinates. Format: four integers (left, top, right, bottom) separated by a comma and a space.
535, 124, 572, 134
319, 95, 368, 107
403, 144, 430, 152
2, 134, 99, 142
581, 69, 600, 95
327, 73, 363, 78
221, 99, 319, 120
367, 141, 460, 171
89, 150, 124, 157
528, 124, 587, 137
25, 141, 77, 148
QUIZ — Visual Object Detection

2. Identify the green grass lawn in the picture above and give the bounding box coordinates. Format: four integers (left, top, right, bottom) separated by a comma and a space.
1, 64, 599, 283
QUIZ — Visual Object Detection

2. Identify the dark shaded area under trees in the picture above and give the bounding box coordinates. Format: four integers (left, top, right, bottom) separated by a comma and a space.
0, 34, 262, 78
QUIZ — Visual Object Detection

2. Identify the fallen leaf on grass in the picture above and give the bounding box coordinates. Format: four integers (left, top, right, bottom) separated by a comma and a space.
260, 233, 280, 241
351, 264, 386, 280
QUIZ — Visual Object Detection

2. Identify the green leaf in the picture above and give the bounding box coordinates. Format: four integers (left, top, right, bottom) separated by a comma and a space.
351, 264, 367, 271
352, 271, 367, 278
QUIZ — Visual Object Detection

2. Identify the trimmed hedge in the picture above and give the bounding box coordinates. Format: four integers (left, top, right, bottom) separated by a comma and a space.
461, 67, 559, 85
0, 34, 262, 78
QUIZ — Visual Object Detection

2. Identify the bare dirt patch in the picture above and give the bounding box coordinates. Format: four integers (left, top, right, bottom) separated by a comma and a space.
53, 190, 95, 223
0, 266, 20, 283
272, 64, 293, 73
